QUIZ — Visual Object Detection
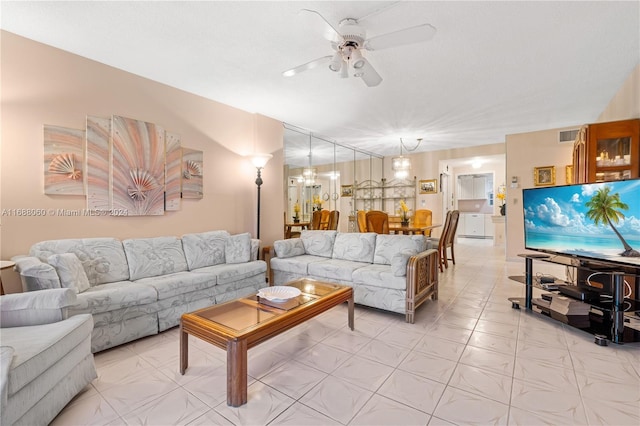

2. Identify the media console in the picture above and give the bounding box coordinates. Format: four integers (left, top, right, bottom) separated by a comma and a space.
509, 253, 640, 345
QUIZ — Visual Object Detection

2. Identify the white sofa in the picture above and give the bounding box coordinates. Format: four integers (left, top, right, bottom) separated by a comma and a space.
270, 230, 438, 323
0, 288, 96, 425
13, 231, 267, 352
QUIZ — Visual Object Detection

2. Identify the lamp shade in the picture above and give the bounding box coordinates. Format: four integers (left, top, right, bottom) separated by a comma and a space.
392, 155, 411, 179
351, 49, 365, 69
328, 52, 342, 72
251, 153, 273, 169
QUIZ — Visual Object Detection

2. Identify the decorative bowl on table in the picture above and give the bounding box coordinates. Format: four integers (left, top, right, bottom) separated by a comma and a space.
257, 286, 301, 302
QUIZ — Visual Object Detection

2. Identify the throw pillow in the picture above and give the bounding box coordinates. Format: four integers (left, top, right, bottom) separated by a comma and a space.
47, 253, 91, 293
225, 233, 251, 264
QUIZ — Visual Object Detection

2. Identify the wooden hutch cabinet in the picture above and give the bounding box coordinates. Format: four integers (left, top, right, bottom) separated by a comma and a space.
573, 118, 640, 183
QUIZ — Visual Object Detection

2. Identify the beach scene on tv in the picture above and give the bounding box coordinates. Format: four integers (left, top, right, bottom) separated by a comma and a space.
523, 179, 640, 267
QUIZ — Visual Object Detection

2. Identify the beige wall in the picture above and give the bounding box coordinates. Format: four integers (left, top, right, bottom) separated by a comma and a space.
504, 126, 577, 260
597, 64, 640, 122
0, 32, 284, 265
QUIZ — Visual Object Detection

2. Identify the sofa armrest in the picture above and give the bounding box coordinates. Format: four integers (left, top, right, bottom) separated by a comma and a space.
13, 256, 61, 291
250, 239, 260, 261
0, 288, 76, 328
405, 249, 439, 324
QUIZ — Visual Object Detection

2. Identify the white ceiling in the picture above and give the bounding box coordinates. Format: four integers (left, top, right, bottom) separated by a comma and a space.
2, 1, 638, 157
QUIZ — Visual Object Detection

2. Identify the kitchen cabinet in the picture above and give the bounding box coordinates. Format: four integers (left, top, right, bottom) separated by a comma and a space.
458, 213, 495, 239
573, 118, 640, 183
460, 213, 485, 237
458, 174, 490, 200
484, 215, 495, 237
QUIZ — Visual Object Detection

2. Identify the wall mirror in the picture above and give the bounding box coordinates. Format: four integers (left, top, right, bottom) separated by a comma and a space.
284, 125, 382, 232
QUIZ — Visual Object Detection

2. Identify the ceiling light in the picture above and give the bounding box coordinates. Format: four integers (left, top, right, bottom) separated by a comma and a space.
392, 140, 411, 179
328, 52, 342, 72
351, 50, 365, 69
340, 61, 348, 78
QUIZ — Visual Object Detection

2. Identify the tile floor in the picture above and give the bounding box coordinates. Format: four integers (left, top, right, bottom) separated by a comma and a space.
52, 239, 640, 425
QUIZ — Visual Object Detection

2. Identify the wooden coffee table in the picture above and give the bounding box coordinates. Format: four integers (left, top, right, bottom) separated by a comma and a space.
179, 278, 354, 406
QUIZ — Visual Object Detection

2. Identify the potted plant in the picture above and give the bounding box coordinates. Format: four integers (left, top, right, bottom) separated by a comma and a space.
293, 201, 301, 223
399, 199, 411, 226
497, 185, 506, 216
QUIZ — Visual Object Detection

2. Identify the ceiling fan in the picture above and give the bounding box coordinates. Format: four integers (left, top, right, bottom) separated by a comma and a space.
282, 8, 436, 87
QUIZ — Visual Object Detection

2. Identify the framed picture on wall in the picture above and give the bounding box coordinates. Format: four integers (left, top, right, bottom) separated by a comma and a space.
419, 179, 437, 194
341, 185, 353, 197
534, 166, 556, 186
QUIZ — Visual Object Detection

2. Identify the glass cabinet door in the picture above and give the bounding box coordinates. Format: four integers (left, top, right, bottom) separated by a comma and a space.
587, 119, 640, 182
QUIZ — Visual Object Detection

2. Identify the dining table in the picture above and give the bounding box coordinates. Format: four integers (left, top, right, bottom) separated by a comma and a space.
284, 221, 310, 239
389, 223, 441, 236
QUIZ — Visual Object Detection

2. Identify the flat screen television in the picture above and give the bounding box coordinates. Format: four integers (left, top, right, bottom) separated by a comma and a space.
523, 178, 640, 269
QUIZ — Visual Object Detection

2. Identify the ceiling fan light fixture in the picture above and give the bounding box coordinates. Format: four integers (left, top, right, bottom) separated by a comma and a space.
328, 52, 342, 72
340, 61, 349, 78
351, 49, 365, 69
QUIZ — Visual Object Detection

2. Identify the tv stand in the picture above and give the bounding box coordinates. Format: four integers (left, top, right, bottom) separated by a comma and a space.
509, 254, 640, 344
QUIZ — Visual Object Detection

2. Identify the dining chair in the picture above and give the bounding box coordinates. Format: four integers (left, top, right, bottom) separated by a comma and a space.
311, 210, 322, 230
443, 210, 460, 268
428, 210, 451, 272
328, 210, 340, 230
356, 210, 367, 233
413, 209, 433, 236
320, 209, 331, 230
365, 210, 390, 234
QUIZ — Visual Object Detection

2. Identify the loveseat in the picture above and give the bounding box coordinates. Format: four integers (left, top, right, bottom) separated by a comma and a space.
13, 231, 267, 352
1, 288, 96, 425
270, 230, 438, 323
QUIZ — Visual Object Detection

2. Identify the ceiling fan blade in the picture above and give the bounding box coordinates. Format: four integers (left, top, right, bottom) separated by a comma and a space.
282, 55, 332, 77
365, 23, 436, 51
299, 9, 343, 43
354, 58, 382, 87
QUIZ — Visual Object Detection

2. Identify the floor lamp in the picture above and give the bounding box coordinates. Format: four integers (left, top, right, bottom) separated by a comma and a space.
251, 154, 272, 239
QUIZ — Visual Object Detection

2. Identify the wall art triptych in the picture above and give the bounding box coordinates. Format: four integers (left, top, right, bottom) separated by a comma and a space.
43, 114, 204, 216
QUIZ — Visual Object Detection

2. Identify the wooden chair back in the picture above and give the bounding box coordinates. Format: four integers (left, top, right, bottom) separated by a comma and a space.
320, 210, 331, 230
357, 210, 367, 233
445, 210, 460, 248
311, 210, 322, 230
413, 209, 433, 236
365, 210, 390, 234
434, 211, 452, 272
328, 210, 340, 230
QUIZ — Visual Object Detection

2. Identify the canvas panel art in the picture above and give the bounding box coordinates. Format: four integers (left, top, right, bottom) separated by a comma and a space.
44, 125, 85, 195
85, 116, 111, 211
165, 132, 182, 211
111, 115, 166, 215
181, 148, 203, 199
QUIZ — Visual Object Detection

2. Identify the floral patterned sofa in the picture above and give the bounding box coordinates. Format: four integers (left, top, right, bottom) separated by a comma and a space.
13, 231, 266, 352
270, 230, 438, 323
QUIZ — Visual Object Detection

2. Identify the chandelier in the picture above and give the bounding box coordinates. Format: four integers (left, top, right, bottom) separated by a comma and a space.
392, 138, 422, 179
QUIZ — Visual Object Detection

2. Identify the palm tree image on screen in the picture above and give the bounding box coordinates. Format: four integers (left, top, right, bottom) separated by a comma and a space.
585, 187, 640, 257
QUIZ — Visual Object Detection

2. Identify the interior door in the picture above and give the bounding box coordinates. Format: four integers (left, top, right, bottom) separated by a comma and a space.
440, 171, 450, 217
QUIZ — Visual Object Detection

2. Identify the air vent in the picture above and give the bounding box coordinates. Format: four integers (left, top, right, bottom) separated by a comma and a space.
559, 129, 579, 144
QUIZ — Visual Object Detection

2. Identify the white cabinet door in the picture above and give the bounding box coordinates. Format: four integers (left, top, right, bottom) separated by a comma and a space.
458, 176, 473, 199
472, 177, 487, 199
457, 214, 466, 236
461, 213, 484, 237
484, 214, 494, 237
